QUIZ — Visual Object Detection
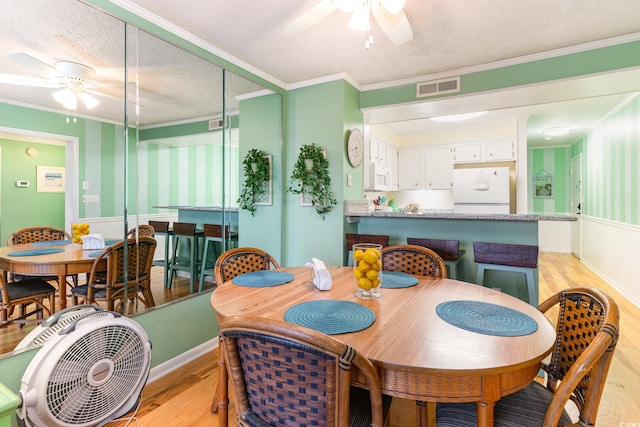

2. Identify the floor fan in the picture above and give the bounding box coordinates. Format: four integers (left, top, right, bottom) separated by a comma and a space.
16, 307, 152, 427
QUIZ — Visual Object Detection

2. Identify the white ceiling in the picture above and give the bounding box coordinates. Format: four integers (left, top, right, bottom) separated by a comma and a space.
2, 0, 640, 146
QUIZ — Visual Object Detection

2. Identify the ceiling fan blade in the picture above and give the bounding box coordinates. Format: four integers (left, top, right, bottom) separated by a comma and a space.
283, 0, 338, 35
8, 52, 65, 80
0, 73, 61, 88
372, 6, 413, 46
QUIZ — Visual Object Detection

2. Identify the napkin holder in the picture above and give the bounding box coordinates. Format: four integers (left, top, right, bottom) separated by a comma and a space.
81, 234, 105, 250
305, 257, 332, 291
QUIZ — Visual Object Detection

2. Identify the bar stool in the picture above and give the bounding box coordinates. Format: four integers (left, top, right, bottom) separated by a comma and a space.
345, 233, 389, 266
200, 224, 238, 286
473, 242, 539, 306
168, 222, 203, 293
148, 220, 172, 289
407, 237, 466, 280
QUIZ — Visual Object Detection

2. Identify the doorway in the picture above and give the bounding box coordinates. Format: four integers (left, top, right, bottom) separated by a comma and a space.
570, 154, 582, 258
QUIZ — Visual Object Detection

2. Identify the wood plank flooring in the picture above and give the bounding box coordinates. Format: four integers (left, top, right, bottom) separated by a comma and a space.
7, 253, 640, 426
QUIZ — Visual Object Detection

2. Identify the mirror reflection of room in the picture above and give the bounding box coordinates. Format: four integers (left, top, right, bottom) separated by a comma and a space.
0, 0, 274, 355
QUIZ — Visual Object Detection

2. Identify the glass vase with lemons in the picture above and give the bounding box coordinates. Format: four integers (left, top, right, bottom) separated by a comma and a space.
352, 243, 382, 299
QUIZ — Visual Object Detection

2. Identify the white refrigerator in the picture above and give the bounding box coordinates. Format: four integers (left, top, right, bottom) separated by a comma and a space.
453, 167, 510, 214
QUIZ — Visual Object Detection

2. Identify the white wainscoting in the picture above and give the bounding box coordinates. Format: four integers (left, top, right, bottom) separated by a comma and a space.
82, 213, 179, 261
538, 220, 572, 253
581, 215, 640, 308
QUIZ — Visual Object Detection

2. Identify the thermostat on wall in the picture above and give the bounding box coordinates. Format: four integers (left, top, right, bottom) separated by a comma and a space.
16, 180, 30, 188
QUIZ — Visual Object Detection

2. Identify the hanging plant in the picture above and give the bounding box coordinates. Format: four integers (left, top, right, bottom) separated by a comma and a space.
289, 143, 337, 219
238, 148, 270, 216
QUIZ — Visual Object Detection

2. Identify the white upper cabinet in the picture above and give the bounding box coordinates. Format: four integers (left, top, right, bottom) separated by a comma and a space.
453, 140, 514, 163
425, 145, 453, 189
398, 146, 426, 190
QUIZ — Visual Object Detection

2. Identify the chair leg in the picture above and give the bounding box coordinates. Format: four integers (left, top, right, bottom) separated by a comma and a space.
476, 264, 486, 286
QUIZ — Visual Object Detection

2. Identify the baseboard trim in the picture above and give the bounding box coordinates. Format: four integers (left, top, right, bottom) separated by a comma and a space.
147, 338, 218, 384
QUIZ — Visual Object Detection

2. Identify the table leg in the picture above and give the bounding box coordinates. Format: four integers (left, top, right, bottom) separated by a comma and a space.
476, 401, 495, 427
416, 401, 436, 427
58, 273, 67, 310
217, 335, 229, 427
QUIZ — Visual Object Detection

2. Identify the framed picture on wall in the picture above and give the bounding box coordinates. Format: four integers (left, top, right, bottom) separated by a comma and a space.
37, 166, 65, 193
533, 170, 553, 198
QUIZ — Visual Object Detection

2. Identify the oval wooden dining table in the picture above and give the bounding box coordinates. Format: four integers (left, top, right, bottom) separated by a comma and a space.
0, 242, 106, 310
210, 266, 556, 427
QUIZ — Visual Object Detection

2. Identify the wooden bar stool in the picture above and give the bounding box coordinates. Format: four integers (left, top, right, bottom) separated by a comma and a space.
200, 224, 238, 286
168, 222, 203, 293
407, 237, 466, 280
345, 233, 389, 266
473, 242, 539, 305
148, 220, 173, 289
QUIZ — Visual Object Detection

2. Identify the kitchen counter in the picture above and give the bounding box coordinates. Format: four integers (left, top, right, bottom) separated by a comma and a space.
346, 211, 577, 222
153, 205, 238, 230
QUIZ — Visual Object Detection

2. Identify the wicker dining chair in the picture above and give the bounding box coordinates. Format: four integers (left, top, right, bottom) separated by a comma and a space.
220, 315, 390, 427
211, 247, 281, 413
6, 226, 79, 288
381, 244, 447, 278
71, 237, 156, 313
0, 274, 56, 328
127, 224, 155, 238
436, 287, 620, 427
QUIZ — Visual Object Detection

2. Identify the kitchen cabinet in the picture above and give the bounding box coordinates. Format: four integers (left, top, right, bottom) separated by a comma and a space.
398, 146, 425, 189
453, 140, 514, 163
388, 145, 399, 190
425, 145, 453, 189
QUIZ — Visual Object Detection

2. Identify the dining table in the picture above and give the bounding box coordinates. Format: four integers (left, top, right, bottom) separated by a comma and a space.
0, 240, 113, 310
210, 265, 556, 427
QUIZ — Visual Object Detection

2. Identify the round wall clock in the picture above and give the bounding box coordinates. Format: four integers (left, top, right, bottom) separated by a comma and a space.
347, 128, 364, 167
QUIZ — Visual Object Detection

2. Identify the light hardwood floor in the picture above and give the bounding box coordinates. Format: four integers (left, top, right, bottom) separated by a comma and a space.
12, 253, 640, 426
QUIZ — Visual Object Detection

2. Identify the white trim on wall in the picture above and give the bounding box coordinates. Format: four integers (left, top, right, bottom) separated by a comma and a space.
580, 215, 640, 308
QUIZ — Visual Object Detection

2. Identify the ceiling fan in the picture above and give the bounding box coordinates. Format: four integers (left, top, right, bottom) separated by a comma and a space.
283, 0, 413, 48
0, 53, 119, 110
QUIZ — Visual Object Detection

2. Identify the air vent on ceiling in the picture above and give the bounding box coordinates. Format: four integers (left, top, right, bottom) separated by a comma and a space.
208, 118, 224, 131
416, 77, 460, 98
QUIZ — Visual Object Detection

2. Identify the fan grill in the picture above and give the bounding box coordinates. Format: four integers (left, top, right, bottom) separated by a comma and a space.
45, 324, 147, 425
29, 312, 109, 349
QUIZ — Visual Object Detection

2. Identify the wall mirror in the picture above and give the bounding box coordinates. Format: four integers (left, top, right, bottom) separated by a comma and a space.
0, 0, 279, 356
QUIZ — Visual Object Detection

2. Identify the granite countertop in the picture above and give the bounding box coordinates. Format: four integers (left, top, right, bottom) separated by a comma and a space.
153, 205, 238, 212
346, 211, 577, 222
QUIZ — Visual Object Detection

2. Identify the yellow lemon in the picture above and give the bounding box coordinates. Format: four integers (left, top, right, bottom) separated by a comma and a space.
357, 260, 370, 272
354, 268, 364, 279
358, 277, 373, 290
372, 279, 381, 288
362, 251, 378, 265
372, 260, 382, 271
353, 249, 364, 262
366, 269, 379, 281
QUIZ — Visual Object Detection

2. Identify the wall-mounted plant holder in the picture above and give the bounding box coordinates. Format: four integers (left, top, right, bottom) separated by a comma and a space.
238, 149, 272, 215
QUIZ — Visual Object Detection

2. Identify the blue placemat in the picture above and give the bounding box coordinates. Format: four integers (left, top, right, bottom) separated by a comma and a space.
285, 300, 375, 335
104, 239, 121, 245
232, 270, 295, 287
436, 300, 538, 337
30, 240, 72, 246
380, 271, 419, 288
8, 248, 65, 257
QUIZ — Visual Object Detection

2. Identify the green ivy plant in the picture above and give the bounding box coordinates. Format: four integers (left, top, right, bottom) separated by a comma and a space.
238, 148, 270, 216
288, 143, 337, 219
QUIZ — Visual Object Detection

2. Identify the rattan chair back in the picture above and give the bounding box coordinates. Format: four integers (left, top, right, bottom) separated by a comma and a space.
214, 247, 280, 285
128, 224, 155, 238
538, 287, 619, 425
220, 316, 386, 427
71, 237, 156, 313
7, 226, 70, 245
381, 244, 447, 278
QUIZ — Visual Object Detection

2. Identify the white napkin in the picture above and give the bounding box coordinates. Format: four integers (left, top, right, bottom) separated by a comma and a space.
81, 233, 105, 250
304, 257, 332, 291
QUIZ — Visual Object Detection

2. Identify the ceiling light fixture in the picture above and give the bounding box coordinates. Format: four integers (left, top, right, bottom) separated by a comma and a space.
52, 87, 99, 110
430, 111, 489, 122
542, 126, 572, 137
337, 0, 407, 49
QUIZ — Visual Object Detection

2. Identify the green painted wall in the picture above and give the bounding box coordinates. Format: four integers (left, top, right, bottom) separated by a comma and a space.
527, 146, 572, 213
576, 95, 640, 224
284, 80, 360, 267
0, 140, 65, 242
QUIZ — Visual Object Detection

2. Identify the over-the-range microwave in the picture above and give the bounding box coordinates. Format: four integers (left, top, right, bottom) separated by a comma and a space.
370, 163, 391, 191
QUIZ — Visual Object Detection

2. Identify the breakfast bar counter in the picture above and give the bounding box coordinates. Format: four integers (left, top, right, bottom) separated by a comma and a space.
344, 211, 576, 299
